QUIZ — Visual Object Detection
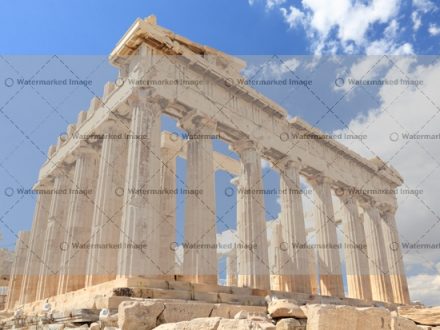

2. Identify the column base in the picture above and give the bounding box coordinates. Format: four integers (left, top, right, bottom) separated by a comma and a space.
346, 274, 372, 301
320, 274, 344, 297
180, 275, 217, 285
390, 274, 410, 304
237, 274, 270, 290
370, 274, 393, 303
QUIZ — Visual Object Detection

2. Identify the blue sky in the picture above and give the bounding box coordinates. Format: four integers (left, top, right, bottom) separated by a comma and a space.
1, 0, 440, 304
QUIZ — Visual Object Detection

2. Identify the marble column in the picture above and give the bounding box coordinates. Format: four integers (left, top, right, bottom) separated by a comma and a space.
86, 117, 129, 286
271, 220, 289, 291
18, 179, 53, 304
278, 159, 311, 294
118, 90, 163, 278
6, 231, 30, 310
380, 205, 410, 304
359, 199, 393, 303
181, 114, 217, 284
232, 140, 270, 290
309, 175, 344, 297
157, 144, 177, 279
226, 248, 237, 286
338, 191, 372, 300
57, 142, 99, 294
36, 166, 73, 300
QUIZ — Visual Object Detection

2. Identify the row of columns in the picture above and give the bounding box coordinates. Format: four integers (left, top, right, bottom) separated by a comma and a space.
6, 91, 409, 309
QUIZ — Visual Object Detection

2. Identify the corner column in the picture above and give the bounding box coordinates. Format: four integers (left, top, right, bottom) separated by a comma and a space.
232, 140, 270, 290
180, 113, 217, 284
308, 175, 344, 297
380, 205, 410, 304
118, 89, 163, 278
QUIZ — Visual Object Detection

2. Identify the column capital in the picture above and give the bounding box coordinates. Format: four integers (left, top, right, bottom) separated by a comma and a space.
377, 203, 397, 217
72, 140, 100, 158
128, 87, 168, 113
230, 176, 240, 187
307, 172, 333, 187
272, 156, 302, 173
230, 139, 261, 156
178, 111, 217, 135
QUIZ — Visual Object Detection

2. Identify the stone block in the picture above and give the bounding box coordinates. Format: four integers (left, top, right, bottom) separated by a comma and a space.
118, 301, 164, 330
157, 301, 214, 324
268, 299, 306, 319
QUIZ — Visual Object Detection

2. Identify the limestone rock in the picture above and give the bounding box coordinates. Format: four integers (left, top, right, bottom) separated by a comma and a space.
154, 317, 221, 329
276, 318, 303, 330
356, 307, 391, 330
89, 323, 100, 330
305, 304, 391, 330
118, 301, 165, 330
211, 304, 267, 319
234, 310, 248, 319
158, 301, 214, 324
399, 307, 440, 326
391, 312, 419, 330
268, 299, 306, 319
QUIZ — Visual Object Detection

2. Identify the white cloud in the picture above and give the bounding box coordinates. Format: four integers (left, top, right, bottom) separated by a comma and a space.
280, 6, 305, 28
243, 57, 301, 79
411, 12, 422, 32
428, 23, 440, 36
334, 57, 440, 305
413, 0, 437, 13
266, 0, 286, 10
408, 271, 440, 306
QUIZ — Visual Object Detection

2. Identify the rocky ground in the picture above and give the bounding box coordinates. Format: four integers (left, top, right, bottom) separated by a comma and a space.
1, 298, 440, 329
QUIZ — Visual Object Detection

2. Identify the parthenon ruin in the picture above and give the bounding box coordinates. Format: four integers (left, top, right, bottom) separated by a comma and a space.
5, 15, 410, 316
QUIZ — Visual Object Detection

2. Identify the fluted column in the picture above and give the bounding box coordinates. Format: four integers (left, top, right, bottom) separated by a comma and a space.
181, 113, 217, 284
278, 159, 311, 294
232, 140, 270, 290
157, 143, 177, 279
380, 205, 410, 304
309, 175, 344, 297
57, 142, 99, 294
118, 90, 163, 278
86, 117, 129, 286
338, 191, 372, 300
36, 166, 73, 300
271, 220, 289, 291
18, 179, 53, 304
6, 231, 30, 310
226, 248, 237, 286
359, 199, 393, 302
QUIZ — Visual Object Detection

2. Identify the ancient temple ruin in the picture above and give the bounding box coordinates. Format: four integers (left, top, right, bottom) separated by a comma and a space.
5, 15, 410, 316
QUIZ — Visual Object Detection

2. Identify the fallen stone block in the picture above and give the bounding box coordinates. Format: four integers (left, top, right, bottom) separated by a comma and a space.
399, 307, 440, 326
268, 299, 306, 319
118, 301, 165, 330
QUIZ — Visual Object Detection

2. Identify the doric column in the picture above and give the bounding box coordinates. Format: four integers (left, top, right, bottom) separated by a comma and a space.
157, 143, 177, 279
18, 179, 53, 304
308, 175, 344, 297
118, 89, 163, 278
380, 205, 410, 304
338, 190, 372, 300
359, 199, 393, 303
232, 140, 270, 290
180, 113, 217, 284
277, 159, 311, 294
86, 117, 129, 286
36, 166, 73, 300
226, 247, 237, 286
57, 142, 99, 294
271, 219, 289, 291
6, 231, 30, 310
